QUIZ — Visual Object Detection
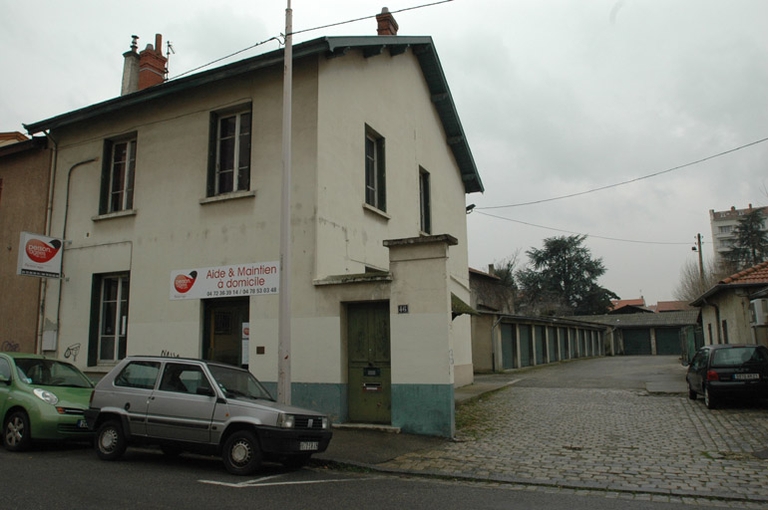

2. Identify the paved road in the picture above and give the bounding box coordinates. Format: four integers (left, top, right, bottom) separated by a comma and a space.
381, 357, 768, 507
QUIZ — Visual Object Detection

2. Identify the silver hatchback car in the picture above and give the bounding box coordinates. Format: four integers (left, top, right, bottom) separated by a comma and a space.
85, 356, 332, 475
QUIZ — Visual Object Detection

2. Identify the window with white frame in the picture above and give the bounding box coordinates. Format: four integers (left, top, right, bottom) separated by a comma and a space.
419, 167, 431, 234
209, 107, 251, 196
365, 126, 386, 211
97, 274, 130, 363
101, 136, 137, 213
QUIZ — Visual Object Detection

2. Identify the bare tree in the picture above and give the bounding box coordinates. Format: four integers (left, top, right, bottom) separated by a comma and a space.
673, 258, 724, 303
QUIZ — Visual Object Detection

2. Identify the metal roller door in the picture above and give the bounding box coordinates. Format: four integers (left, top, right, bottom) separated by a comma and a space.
623, 328, 652, 355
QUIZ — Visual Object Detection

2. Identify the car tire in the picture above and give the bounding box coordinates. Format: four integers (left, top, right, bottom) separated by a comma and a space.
687, 383, 697, 400
704, 387, 717, 409
95, 420, 127, 461
282, 454, 311, 470
3, 410, 32, 452
222, 430, 262, 475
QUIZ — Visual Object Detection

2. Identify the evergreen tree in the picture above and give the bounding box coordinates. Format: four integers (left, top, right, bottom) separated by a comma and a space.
723, 208, 768, 271
514, 235, 618, 316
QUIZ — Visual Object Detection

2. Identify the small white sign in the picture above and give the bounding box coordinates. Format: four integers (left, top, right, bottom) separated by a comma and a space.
17, 232, 63, 279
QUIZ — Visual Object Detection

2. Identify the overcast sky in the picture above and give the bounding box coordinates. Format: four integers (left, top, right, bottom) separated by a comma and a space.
2, 0, 767, 305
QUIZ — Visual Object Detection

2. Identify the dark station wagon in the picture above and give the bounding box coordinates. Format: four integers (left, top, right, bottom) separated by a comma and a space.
85, 356, 332, 475
686, 344, 768, 409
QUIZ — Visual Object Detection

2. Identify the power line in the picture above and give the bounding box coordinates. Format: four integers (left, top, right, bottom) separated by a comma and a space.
170, 1, 455, 80
475, 211, 692, 246
478, 136, 768, 210
290, 0, 455, 37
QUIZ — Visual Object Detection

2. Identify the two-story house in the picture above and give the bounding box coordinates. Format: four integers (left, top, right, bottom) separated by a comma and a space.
23, 14, 483, 436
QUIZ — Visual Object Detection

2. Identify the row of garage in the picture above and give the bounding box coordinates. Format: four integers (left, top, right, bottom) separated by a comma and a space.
471, 310, 702, 373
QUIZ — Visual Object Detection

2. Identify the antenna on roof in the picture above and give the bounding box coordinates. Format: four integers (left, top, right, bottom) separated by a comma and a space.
165, 41, 175, 81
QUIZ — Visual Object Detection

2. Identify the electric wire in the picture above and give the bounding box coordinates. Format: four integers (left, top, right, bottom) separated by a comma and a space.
478, 136, 768, 210
475, 211, 693, 245
169, 1, 455, 80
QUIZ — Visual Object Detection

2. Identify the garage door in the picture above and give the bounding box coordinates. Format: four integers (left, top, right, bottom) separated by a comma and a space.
656, 328, 682, 355
519, 325, 533, 367
623, 329, 652, 355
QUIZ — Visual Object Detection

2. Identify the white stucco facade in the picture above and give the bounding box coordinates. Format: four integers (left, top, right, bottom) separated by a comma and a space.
29, 36, 482, 437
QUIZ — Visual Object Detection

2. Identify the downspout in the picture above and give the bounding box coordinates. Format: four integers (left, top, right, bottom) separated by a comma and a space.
52, 157, 99, 350
35, 131, 59, 354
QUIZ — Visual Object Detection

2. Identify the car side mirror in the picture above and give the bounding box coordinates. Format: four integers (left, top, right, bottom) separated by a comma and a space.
196, 386, 215, 397
0, 374, 10, 384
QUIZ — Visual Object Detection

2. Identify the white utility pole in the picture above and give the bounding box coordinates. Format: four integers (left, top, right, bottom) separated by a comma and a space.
277, 0, 293, 405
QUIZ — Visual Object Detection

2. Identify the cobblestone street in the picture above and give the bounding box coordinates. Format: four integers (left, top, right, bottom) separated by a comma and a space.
381, 366, 768, 507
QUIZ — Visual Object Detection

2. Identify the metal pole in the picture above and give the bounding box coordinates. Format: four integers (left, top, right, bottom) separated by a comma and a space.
277, 0, 293, 405
696, 233, 704, 286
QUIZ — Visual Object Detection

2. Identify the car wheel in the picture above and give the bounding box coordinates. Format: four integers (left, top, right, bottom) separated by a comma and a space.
3, 410, 32, 452
687, 383, 697, 400
282, 454, 311, 470
95, 420, 127, 461
704, 387, 717, 409
222, 430, 262, 475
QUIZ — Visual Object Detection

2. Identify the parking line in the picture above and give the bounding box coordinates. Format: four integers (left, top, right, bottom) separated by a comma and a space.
198, 476, 362, 488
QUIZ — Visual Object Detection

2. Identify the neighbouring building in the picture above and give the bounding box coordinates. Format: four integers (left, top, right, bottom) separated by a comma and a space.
709, 204, 768, 266
0, 133, 52, 354
691, 261, 768, 348
22, 13, 483, 436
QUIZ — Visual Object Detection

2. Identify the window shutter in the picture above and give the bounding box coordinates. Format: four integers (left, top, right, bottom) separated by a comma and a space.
206, 113, 218, 197
99, 141, 113, 214
377, 137, 386, 211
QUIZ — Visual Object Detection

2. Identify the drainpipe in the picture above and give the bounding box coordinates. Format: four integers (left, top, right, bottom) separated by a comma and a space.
35, 132, 59, 354
46, 156, 98, 353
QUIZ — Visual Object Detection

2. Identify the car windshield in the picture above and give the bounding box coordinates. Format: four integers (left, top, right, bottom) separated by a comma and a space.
207, 364, 274, 401
712, 347, 768, 367
14, 359, 93, 388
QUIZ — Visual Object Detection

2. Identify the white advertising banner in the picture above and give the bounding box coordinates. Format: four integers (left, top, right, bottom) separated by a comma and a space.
170, 261, 279, 300
17, 232, 64, 279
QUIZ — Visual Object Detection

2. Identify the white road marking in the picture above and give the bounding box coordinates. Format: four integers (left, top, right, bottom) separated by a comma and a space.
198, 475, 362, 488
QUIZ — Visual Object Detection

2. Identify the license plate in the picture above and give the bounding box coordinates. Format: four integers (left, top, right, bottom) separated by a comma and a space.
734, 373, 760, 380
299, 441, 319, 451
76, 419, 89, 429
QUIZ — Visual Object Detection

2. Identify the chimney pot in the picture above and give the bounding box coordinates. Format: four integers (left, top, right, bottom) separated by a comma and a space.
376, 7, 399, 36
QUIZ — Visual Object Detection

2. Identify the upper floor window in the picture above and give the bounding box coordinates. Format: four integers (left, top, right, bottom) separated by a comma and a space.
419, 167, 431, 234
718, 225, 733, 234
365, 125, 386, 211
208, 107, 251, 196
100, 136, 137, 213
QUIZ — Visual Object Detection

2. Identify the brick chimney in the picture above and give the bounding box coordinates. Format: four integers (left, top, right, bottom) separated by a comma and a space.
120, 35, 140, 95
376, 7, 399, 35
138, 34, 167, 91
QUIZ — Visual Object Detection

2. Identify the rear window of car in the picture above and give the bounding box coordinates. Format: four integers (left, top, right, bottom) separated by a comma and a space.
712, 347, 767, 367
114, 361, 160, 389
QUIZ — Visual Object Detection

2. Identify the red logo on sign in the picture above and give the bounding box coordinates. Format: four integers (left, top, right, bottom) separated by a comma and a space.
25, 238, 62, 264
174, 271, 198, 293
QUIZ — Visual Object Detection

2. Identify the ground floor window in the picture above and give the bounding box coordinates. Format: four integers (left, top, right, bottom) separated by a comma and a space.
89, 273, 130, 365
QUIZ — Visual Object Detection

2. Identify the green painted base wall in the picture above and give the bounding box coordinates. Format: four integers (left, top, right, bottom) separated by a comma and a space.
392, 384, 454, 437
261, 382, 347, 423
260, 382, 454, 437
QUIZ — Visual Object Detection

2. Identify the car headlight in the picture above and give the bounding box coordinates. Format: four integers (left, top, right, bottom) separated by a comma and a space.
33, 388, 59, 405
277, 413, 295, 429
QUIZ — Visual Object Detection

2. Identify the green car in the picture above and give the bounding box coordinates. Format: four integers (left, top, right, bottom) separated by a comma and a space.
0, 352, 94, 451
